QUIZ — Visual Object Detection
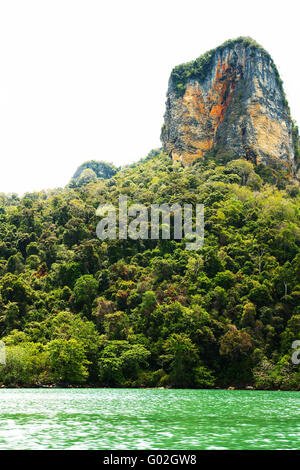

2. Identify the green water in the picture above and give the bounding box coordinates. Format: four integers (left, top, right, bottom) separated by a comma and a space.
0, 389, 299, 449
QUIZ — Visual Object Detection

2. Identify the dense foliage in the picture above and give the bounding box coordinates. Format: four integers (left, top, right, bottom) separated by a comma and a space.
69, 160, 118, 188
0, 151, 299, 389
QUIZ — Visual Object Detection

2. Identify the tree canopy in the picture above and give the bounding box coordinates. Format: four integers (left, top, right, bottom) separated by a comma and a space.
0, 152, 299, 389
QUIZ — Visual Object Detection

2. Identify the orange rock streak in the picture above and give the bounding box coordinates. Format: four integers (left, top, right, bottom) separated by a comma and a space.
176, 58, 237, 165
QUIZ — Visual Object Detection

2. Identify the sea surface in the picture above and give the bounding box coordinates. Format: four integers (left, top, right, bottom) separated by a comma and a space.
0, 388, 299, 449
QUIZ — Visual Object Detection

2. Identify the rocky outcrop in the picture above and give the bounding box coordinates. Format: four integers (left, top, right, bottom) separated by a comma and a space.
161, 37, 296, 174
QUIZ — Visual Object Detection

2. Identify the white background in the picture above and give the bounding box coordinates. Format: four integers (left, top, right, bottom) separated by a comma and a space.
0, 0, 299, 194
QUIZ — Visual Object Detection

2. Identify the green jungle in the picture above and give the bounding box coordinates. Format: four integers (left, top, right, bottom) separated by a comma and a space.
0, 151, 299, 390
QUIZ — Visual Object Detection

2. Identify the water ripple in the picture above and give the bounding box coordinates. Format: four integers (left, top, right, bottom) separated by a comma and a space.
0, 389, 299, 449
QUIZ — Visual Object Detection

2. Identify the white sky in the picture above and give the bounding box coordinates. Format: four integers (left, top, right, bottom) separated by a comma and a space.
0, 0, 299, 194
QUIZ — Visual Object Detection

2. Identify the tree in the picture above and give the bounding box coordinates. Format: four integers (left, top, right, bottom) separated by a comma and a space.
214, 270, 235, 289
219, 325, 252, 360
194, 365, 216, 388
58, 261, 82, 288
281, 315, 300, 354
1, 302, 21, 333
241, 302, 256, 328
0, 342, 46, 386
77, 169, 97, 186
139, 291, 157, 329
63, 218, 89, 248
46, 338, 89, 384
161, 333, 199, 387
73, 275, 98, 314
104, 311, 129, 340
69, 160, 118, 187
249, 283, 272, 307
7, 253, 24, 274
0, 273, 33, 312
98, 341, 150, 386
226, 159, 258, 186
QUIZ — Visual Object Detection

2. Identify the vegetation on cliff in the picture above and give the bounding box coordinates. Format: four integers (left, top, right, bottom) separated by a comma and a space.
0, 152, 299, 389
292, 122, 300, 169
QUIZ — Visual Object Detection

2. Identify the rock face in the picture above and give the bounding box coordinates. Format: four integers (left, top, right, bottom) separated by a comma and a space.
161, 37, 296, 174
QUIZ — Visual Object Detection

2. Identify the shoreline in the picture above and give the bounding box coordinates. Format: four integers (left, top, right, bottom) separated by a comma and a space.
0, 385, 298, 391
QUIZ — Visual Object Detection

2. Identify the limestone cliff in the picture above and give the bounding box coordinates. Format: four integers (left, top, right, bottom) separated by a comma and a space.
161, 37, 297, 174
